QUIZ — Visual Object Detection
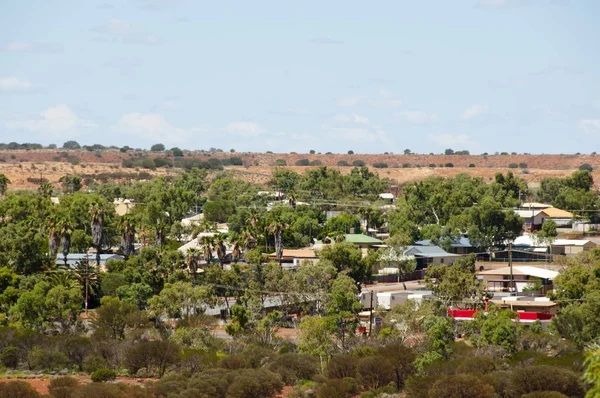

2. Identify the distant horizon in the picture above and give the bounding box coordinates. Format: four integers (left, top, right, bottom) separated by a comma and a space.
1, 140, 599, 157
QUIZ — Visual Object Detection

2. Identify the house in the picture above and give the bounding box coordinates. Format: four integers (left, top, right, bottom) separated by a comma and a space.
177, 232, 218, 255
520, 202, 552, 210
551, 239, 596, 256
181, 213, 203, 227
376, 290, 435, 310
267, 248, 318, 267
447, 306, 555, 324
478, 266, 558, 294
489, 297, 559, 315
415, 236, 475, 255
343, 234, 384, 249
404, 245, 461, 269
515, 205, 574, 231
378, 193, 395, 204
512, 233, 595, 257
113, 198, 135, 216
314, 234, 384, 250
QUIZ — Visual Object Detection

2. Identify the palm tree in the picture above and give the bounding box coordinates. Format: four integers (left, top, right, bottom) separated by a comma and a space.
229, 234, 243, 263
267, 220, 288, 265
118, 216, 136, 259
47, 214, 61, 260
214, 233, 228, 269
48, 266, 81, 290
358, 206, 373, 233
59, 218, 73, 267
89, 203, 104, 268
199, 235, 214, 267
185, 248, 202, 284
73, 258, 99, 313
38, 182, 53, 198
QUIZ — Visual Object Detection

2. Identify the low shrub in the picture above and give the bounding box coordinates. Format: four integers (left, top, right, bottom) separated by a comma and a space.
91, 368, 117, 382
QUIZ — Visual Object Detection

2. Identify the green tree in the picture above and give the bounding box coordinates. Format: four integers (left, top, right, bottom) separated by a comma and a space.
318, 242, 368, 282
0, 173, 11, 195
381, 234, 416, 289
425, 255, 487, 309
150, 143, 165, 152
298, 316, 335, 373
93, 296, 142, 339
148, 282, 216, 326
466, 196, 523, 253
118, 215, 136, 258
584, 342, 600, 398
267, 219, 288, 263
89, 202, 104, 268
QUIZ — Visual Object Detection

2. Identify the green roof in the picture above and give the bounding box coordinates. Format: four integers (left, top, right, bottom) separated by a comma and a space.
343, 234, 383, 244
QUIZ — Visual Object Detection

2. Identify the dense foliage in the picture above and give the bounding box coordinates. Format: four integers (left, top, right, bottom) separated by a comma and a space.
0, 166, 599, 396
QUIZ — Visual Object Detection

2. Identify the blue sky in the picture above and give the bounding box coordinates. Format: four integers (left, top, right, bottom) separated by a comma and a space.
1, 0, 599, 154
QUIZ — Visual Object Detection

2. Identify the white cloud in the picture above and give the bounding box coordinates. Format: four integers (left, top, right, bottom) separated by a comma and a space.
369, 89, 403, 107
224, 122, 264, 137
1, 41, 63, 53
0, 77, 32, 92
336, 114, 369, 124
337, 90, 402, 108
337, 96, 363, 107
578, 119, 600, 134
427, 133, 480, 151
397, 110, 438, 124
326, 126, 390, 143
115, 112, 193, 142
353, 114, 369, 124
5, 105, 97, 138
92, 19, 160, 45
460, 104, 489, 120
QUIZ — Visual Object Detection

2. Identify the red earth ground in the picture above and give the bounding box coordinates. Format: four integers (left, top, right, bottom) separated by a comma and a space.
2, 149, 599, 191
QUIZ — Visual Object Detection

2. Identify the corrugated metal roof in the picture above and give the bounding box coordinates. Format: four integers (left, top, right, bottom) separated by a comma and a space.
479, 265, 558, 280
405, 245, 459, 257
515, 209, 543, 218
520, 202, 552, 209
540, 207, 574, 219
343, 234, 384, 244
415, 236, 472, 248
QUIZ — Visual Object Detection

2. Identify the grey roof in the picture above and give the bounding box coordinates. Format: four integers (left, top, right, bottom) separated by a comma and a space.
404, 245, 459, 257
56, 253, 123, 266
415, 236, 472, 248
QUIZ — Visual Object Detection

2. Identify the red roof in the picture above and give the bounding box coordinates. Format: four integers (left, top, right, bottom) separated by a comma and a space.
447, 309, 553, 321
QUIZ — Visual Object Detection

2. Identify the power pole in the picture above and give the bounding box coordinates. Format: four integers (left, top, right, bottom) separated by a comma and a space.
369, 291, 374, 336
84, 257, 89, 313
508, 242, 514, 295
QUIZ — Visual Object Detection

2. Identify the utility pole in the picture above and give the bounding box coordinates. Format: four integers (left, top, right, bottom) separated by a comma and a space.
84, 257, 89, 313
508, 242, 514, 295
369, 291, 374, 336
